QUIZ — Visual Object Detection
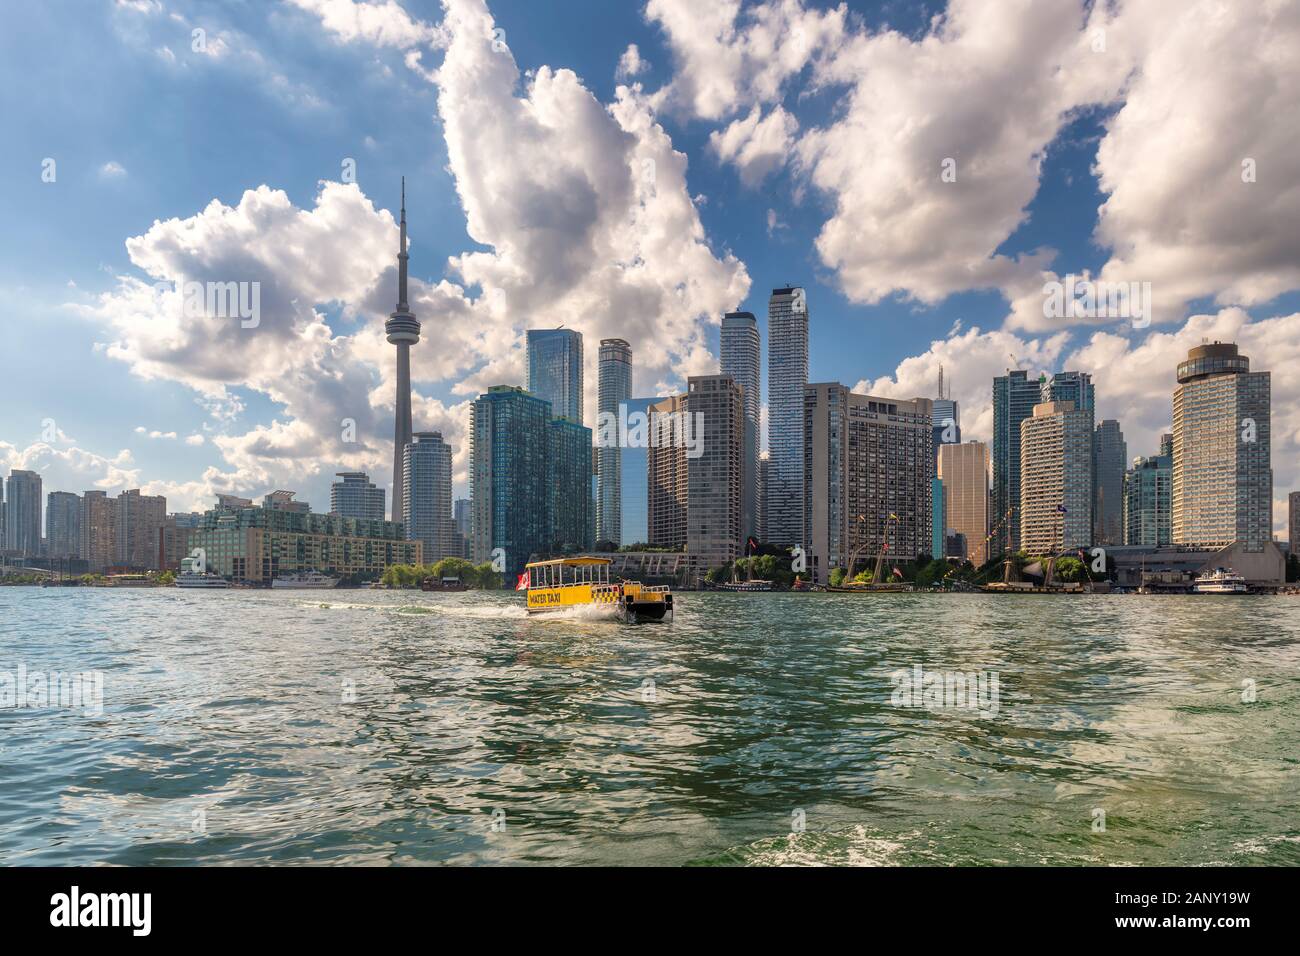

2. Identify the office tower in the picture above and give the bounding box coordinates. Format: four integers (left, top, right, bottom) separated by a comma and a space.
0, 479, 4, 550
527, 328, 584, 424
721, 311, 760, 540
992, 370, 1041, 554
1041, 370, 1095, 415
1289, 491, 1300, 557
330, 472, 386, 521
596, 338, 632, 545
804, 384, 933, 582
1124, 442, 1173, 546
620, 397, 661, 545
4, 470, 42, 556
1172, 343, 1271, 550
647, 394, 689, 550
931, 477, 945, 559
386, 178, 421, 528
549, 418, 595, 552
1019, 401, 1093, 554
115, 489, 166, 570
46, 492, 81, 558
1093, 420, 1127, 546
756, 452, 769, 542
687, 375, 744, 575
932, 364, 961, 467
262, 490, 310, 514
79, 490, 115, 571
939, 441, 992, 566
454, 498, 471, 557
404, 432, 457, 563
470, 386, 551, 578
767, 287, 809, 546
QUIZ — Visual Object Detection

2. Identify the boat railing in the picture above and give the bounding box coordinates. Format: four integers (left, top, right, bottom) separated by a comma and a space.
640, 585, 672, 594
591, 583, 623, 603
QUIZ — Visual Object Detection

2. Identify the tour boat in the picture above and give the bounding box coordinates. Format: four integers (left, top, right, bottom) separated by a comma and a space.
421, 575, 468, 592
1193, 568, 1249, 594
521, 557, 672, 622
176, 569, 230, 589
271, 570, 340, 589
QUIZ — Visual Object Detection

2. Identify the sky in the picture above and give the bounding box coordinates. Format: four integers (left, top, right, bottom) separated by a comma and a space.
1, 0, 1298, 534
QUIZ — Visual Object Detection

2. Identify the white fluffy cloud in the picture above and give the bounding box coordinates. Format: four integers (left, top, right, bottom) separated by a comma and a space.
286, 0, 448, 49
708, 105, 798, 186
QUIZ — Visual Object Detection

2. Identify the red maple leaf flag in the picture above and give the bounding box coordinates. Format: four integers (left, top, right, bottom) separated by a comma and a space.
516, 571, 530, 591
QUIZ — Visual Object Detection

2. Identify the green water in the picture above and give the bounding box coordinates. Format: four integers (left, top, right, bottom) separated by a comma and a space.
1, 587, 1297, 865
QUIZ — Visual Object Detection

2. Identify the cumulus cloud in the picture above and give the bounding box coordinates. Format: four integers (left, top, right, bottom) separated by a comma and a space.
100, 161, 128, 178
286, 0, 448, 49
617, 43, 648, 80
134, 427, 178, 439
708, 104, 798, 186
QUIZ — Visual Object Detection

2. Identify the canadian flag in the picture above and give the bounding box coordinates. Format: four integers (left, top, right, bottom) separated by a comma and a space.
516, 571, 530, 591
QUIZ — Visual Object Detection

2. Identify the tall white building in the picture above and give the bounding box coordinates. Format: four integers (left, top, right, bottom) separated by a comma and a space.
766, 287, 809, 547
596, 338, 632, 545
404, 432, 457, 564
330, 472, 385, 521
721, 311, 760, 543
1019, 401, 1093, 554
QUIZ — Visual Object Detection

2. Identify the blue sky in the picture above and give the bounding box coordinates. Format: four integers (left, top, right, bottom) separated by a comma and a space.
2, 0, 1298, 527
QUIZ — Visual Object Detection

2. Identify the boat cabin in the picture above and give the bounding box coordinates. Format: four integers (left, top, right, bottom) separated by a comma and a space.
526, 557, 613, 588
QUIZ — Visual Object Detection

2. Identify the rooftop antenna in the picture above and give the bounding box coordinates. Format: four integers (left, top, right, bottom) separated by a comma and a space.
938, 364, 944, 400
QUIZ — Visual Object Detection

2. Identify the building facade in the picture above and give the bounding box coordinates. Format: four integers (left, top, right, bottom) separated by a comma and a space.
1019, 401, 1093, 555
620, 397, 660, 546
1124, 437, 1173, 547
721, 311, 760, 542
115, 489, 166, 570
766, 287, 809, 547
647, 394, 688, 551
46, 491, 81, 558
526, 328, 584, 424
939, 441, 991, 566
4, 470, 42, 556
330, 472, 386, 521
992, 370, 1042, 555
1172, 343, 1272, 551
596, 338, 632, 545
404, 431, 458, 564
548, 418, 595, 553
686, 375, 744, 577
1093, 419, 1128, 546
1289, 491, 1300, 557
79, 490, 116, 571
453, 498, 472, 558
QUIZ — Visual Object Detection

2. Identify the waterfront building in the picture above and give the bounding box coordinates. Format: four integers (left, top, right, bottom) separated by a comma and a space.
470, 386, 551, 578
596, 338, 632, 545
939, 441, 991, 566
330, 472, 385, 521
686, 375, 744, 577
1290, 491, 1300, 557
756, 451, 769, 542
46, 491, 81, 558
647, 394, 689, 551
188, 497, 418, 583
766, 287, 809, 547
1093, 419, 1128, 546
4, 469, 42, 556
992, 369, 1042, 555
404, 432, 458, 563
158, 512, 202, 571
931, 477, 945, 559
0, 480, 4, 551
386, 179, 421, 528
1124, 435, 1173, 547
1020, 401, 1093, 554
453, 498, 471, 558
115, 489, 166, 571
620, 397, 661, 546
1172, 342, 1272, 551
804, 383, 933, 582
79, 490, 116, 571
721, 311, 760, 541
527, 328, 584, 424
549, 418, 595, 552
262, 490, 310, 514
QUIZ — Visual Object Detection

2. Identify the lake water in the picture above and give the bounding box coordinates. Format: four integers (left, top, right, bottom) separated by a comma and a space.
1, 587, 1297, 865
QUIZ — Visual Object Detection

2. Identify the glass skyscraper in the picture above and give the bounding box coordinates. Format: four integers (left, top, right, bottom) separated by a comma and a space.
4, 469, 42, 557
46, 491, 81, 558
471, 386, 551, 579
721, 311, 760, 541
620, 396, 661, 545
1093, 419, 1127, 546
549, 418, 595, 552
527, 328, 584, 424
1124, 435, 1172, 546
992, 370, 1041, 555
767, 287, 809, 547
404, 432, 457, 563
596, 338, 632, 545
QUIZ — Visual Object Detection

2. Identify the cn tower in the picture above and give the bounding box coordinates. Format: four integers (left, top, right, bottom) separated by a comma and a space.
387, 177, 421, 528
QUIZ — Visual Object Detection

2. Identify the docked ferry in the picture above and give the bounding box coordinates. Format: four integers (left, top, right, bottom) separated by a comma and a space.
522, 557, 673, 622
176, 569, 230, 589
1193, 567, 1249, 594
271, 570, 340, 589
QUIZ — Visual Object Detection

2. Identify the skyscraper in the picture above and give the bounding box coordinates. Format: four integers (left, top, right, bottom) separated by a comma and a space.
453, 498, 472, 558
470, 386, 551, 578
804, 384, 933, 582
1041, 370, 1095, 415
647, 394, 689, 550
115, 489, 167, 570
1093, 419, 1127, 546
756, 452, 769, 542
4, 470, 42, 556
992, 369, 1041, 554
1172, 342, 1271, 550
932, 364, 961, 467
687, 375, 744, 577
620, 396, 661, 546
939, 442, 991, 566
404, 432, 457, 563
46, 491, 81, 558
387, 178, 421, 528
721, 311, 760, 541
767, 287, 809, 547
80, 490, 115, 571
330, 472, 385, 521
1020, 401, 1093, 554
548, 418, 595, 552
527, 328, 584, 424
1289, 491, 1300, 557
1124, 438, 1173, 547
596, 338, 632, 545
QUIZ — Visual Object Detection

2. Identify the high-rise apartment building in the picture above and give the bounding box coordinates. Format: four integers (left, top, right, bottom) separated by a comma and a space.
263, 490, 310, 514
596, 338, 632, 545
453, 498, 471, 558
1289, 491, 1300, 557
115, 489, 167, 570
527, 328, 584, 424
647, 394, 689, 551
721, 311, 760, 541
766, 287, 809, 546
1019, 401, 1093, 554
79, 490, 116, 571
548, 418, 595, 552
686, 375, 744, 576
46, 491, 81, 558
619, 397, 661, 546
804, 384, 933, 582
404, 432, 458, 564
1093, 419, 1127, 546
1124, 437, 1173, 547
1041, 371, 1095, 415
992, 370, 1041, 555
4, 470, 42, 556
939, 441, 991, 566
756, 452, 769, 543
330, 472, 386, 521
1172, 343, 1271, 550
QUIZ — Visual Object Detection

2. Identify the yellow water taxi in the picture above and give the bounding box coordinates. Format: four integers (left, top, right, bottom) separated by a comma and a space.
521, 557, 673, 622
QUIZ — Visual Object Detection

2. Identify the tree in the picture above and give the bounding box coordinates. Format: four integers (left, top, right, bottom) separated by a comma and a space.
829, 567, 846, 587
1054, 556, 1085, 583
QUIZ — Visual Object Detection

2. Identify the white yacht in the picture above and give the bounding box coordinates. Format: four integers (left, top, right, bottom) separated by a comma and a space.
1193, 568, 1249, 594
271, 570, 340, 590
176, 569, 230, 589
